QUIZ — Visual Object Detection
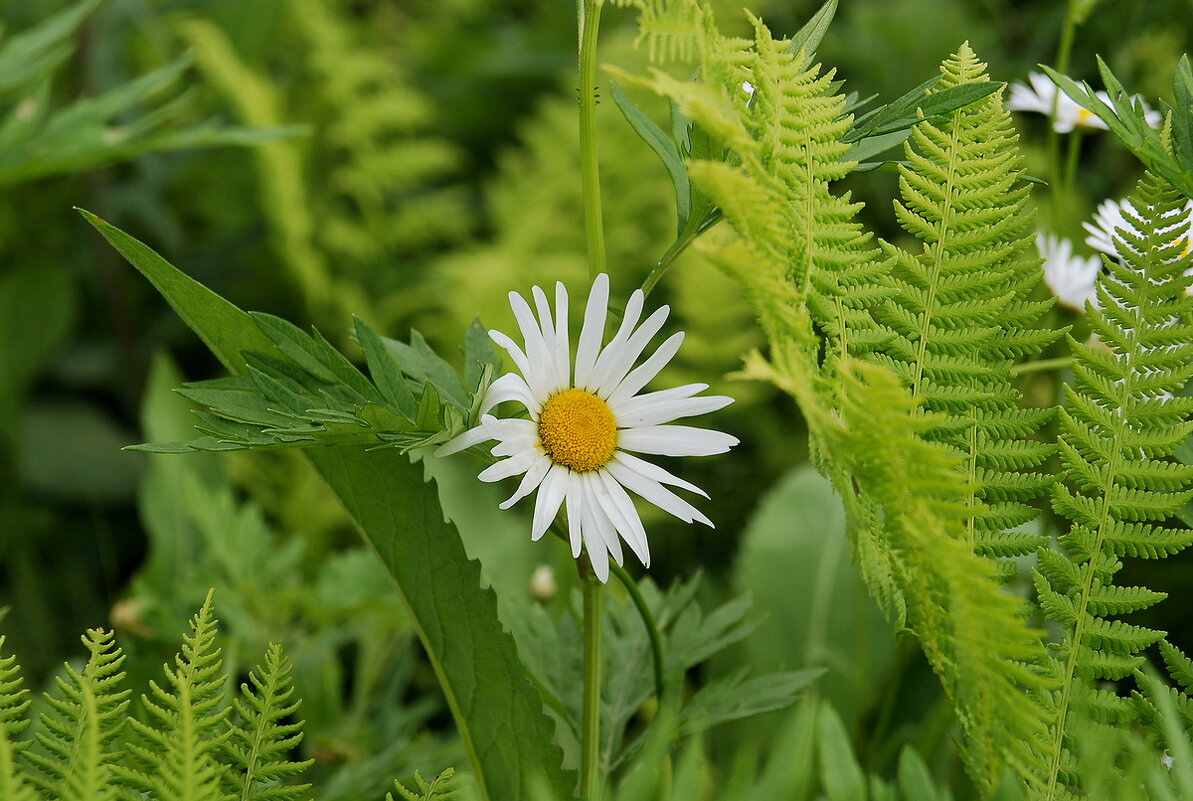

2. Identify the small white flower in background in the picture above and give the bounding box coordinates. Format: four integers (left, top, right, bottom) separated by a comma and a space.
1006, 71, 1161, 133
437, 274, 738, 582
1037, 232, 1102, 312
1083, 196, 1193, 258
1082, 196, 1193, 295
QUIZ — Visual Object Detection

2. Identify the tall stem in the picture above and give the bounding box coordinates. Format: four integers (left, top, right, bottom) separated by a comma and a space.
578, 0, 606, 278
580, 571, 604, 799
1046, 0, 1081, 225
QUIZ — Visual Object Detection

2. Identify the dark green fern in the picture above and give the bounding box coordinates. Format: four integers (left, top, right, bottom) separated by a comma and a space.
389, 767, 460, 801
1037, 171, 1193, 800
873, 43, 1060, 572
26, 628, 129, 801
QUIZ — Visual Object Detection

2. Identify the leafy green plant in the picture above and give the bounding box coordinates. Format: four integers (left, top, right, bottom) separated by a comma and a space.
0, 591, 315, 801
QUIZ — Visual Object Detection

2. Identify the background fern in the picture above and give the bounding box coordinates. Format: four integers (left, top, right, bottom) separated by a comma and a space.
1036, 170, 1193, 800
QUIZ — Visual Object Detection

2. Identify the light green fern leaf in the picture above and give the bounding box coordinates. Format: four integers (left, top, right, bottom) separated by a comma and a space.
221, 643, 313, 801
824, 360, 1053, 792
26, 628, 129, 801
388, 767, 460, 801
114, 589, 230, 801
872, 43, 1060, 569
0, 635, 34, 801
630, 8, 890, 356
1039, 171, 1193, 800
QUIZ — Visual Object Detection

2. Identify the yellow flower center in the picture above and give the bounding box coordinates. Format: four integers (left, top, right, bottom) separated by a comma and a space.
538, 388, 618, 472
1076, 108, 1095, 125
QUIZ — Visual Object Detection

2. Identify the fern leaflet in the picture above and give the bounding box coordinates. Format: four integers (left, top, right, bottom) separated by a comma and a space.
389, 767, 460, 801
1038, 171, 1193, 800
0, 635, 34, 801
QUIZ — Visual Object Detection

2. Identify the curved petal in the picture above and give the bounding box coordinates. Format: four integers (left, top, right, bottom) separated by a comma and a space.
480, 415, 537, 442
618, 425, 739, 457
591, 304, 670, 396
489, 330, 532, 382
498, 456, 552, 510
574, 273, 609, 388
580, 488, 611, 582
434, 425, 492, 457
611, 451, 708, 498
597, 469, 650, 567
478, 451, 537, 483
553, 281, 571, 389
531, 465, 569, 541
611, 388, 733, 428
604, 458, 713, 527
480, 373, 540, 418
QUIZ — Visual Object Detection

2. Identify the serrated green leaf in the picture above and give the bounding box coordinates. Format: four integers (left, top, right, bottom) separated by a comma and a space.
250, 312, 339, 384
355, 317, 417, 420
384, 330, 468, 410
463, 318, 500, 397
80, 211, 574, 801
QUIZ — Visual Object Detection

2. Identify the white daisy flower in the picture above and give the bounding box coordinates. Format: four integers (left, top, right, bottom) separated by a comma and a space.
1037, 232, 1102, 312
437, 273, 737, 582
1006, 72, 1161, 133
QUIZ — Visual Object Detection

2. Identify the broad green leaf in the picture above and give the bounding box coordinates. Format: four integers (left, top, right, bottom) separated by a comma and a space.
78, 209, 575, 801
383, 330, 468, 410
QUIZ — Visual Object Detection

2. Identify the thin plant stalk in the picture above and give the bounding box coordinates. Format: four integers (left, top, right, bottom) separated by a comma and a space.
578, 0, 606, 279
580, 568, 604, 799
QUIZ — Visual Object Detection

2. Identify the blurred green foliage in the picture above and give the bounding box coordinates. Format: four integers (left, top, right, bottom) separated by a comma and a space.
0, 0, 1190, 797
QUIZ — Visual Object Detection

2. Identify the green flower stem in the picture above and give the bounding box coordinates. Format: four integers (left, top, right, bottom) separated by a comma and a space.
1009, 356, 1073, 376
578, 0, 606, 279
580, 567, 604, 800
608, 560, 666, 700
1046, 0, 1083, 225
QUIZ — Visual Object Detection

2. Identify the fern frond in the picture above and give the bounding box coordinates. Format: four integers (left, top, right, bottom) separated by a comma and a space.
825, 360, 1053, 791
873, 43, 1060, 570
633, 8, 890, 356
388, 767, 460, 801
113, 588, 229, 801
632, 0, 707, 63
221, 643, 313, 801
1039, 171, 1193, 800
0, 636, 35, 801
25, 628, 129, 801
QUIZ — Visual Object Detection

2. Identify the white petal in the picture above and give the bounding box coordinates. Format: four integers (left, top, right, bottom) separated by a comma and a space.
618, 425, 739, 457
597, 469, 650, 566
551, 283, 571, 390
582, 288, 645, 393
581, 496, 611, 582
583, 475, 622, 573
498, 457, 551, 510
612, 451, 708, 498
531, 465, 569, 541
478, 451, 537, 482
480, 373, 539, 417
509, 290, 554, 398
574, 273, 609, 388
531, 285, 563, 393
434, 425, 492, 457
606, 331, 685, 407
611, 389, 734, 428
481, 415, 537, 442
590, 303, 669, 396
489, 330, 532, 382
566, 474, 585, 557
604, 459, 713, 527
